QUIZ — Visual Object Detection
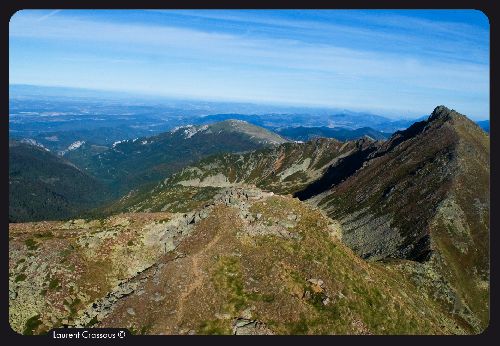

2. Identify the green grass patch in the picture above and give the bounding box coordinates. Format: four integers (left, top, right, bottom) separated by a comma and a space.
85, 316, 99, 328
15, 273, 27, 282
248, 292, 275, 303
212, 256, 248, 314
23, 315, 42, 335
24, 238, 38, 251
35, 231, 54, 239
288, 314, 309, 334
64, 297, 82, 317
140, 323, 153, 335
48, 277, 61, 290
198, 320, 231, 335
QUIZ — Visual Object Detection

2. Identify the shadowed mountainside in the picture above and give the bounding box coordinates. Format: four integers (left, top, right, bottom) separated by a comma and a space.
9, 141, 111, 222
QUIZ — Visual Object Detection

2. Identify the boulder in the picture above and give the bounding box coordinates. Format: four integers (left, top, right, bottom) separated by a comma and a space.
232, 318, 274, 335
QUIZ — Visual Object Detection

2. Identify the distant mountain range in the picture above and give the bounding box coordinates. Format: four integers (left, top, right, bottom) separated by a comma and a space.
192, 112, 417, 133
276, 126, 391, 141
63, 120, 286, 198
10, 85, 489, 165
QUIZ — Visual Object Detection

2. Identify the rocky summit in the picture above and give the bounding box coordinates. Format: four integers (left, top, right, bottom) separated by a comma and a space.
9, 106, 489, 335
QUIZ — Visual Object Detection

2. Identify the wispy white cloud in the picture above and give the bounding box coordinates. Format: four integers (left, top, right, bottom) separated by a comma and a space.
9, 10, 489, 118
157, 9, 487, 40
35, 9, 61, 22
152, 10, 488, 61
10, 12, 487, 91
58, 56, 144, 65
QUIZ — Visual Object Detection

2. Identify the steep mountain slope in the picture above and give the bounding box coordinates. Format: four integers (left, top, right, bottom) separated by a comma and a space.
276, 126, 390, 142
101, 137, 377, 215
300, 106, 489, 331
303, 106, 488, 260
65, 120, 286, 196
9, 188, 466, 335
9, 141, 110, 222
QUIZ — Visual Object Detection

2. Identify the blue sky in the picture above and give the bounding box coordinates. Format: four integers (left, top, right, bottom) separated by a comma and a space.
9, 10, 489, 119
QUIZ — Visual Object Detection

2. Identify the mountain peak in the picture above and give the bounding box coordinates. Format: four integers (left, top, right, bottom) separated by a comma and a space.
428, 105, 464, 123
427, 105, 487, 136
205, 119, 287, 144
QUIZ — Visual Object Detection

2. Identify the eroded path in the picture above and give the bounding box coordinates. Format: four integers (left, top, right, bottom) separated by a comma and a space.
175, 228, 222, 325
95, 203, 244, 334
